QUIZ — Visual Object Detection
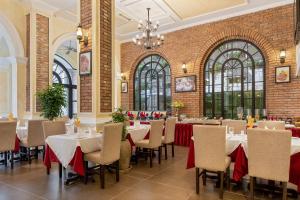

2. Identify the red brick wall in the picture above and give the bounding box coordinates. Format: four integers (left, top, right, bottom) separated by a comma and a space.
99, 0, 112, 112
121, 4, 299, 118
35, 14, 49, 112
26, 14, 30, 112
80, 0, 92, 112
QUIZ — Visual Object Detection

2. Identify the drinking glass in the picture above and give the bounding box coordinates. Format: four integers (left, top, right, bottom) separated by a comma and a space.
237, 107, 243, 120
255, 109, 260, 121
228, 127, 234, 134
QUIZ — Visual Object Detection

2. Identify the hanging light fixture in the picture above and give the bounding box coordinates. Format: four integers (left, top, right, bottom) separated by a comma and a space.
132, 8, 165, 50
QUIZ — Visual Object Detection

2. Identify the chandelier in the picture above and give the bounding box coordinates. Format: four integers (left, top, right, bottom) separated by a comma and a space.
132, 8, 165, 50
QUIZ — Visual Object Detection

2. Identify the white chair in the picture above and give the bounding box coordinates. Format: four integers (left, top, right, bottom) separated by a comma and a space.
136, 120, 164, 168
84, 123, 123, 188
162, 117, 176, 160
0, 121, 17, 169
222, 120, 247, 134
20, 120, 45, 164
193, 125, 231, 199
257, 120, 285, 130
247, 128, 291, 200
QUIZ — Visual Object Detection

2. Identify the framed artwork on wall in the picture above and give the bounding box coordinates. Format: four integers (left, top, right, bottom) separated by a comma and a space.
275, 66, 291, 83
79, 50, 92, 76
175, 75, 197, 93
121, 82, 128, 93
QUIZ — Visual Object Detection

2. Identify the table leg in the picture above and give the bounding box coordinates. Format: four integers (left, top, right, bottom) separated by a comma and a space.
59, 163, 62, 179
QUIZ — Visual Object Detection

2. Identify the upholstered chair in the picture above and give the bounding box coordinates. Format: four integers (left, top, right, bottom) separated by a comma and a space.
84, 123, 123, 188
42, 121, 66, 139
135, 120, 164, 168
257, 120, 285, 130
193, 125, 231, 199
221, 120, 247, 134
162, 117, 176, 160
20, 120, 45, 164
247, 128, 291, 200
0, 121, 17, 169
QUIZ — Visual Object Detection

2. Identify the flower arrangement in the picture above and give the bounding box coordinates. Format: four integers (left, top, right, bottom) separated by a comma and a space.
171, 100, 184, 117
153, 112, 162, 120
127, 112, 135, 120
139, 112, 148, 120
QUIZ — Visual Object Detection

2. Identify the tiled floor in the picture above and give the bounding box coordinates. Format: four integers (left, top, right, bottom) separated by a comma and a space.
0, 146, 298, 200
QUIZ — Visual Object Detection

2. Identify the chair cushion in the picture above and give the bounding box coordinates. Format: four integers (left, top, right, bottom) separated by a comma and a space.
135, 139, 151, 148
200, 156, 231, 172
84, 151, 101, 164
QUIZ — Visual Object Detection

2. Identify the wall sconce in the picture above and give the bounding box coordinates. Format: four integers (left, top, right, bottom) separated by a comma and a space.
279, 49, 286, 64
77, 24, 88, 46
121, 73, 126, 81
182, 63, 187, 73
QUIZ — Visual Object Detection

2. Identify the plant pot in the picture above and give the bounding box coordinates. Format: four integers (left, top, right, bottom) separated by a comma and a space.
119, 140, 132, 172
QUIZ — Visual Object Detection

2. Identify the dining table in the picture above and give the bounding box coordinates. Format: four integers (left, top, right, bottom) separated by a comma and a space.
186, 133, 300, 192
43, 132, 103, 182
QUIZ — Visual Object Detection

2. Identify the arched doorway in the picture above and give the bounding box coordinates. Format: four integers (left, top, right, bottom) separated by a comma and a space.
53, 39, 77, 118
134, 54, 171, 111
204, 39, 265, 119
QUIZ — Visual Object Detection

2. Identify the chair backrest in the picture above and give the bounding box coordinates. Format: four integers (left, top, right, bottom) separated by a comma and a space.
222, 120, 247, 134
149, 120, 164, 148
0, 121, 17, 152
200, 119, 221, 125
193, 125, 227, 171
42, 121, 65, 139
27, 120, 45, 147
247, 128, 291, 182
164, 117, 176, 143
257, 121, 285, 130
100, 123, 123, 165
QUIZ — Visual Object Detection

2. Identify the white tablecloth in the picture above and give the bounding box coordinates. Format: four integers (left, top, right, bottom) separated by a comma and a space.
192, 134, 300, 157
46, 133, 103, 168
127, 125, 150, 143
16, 126, 28, 140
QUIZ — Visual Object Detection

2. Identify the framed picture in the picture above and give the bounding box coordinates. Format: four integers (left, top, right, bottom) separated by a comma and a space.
121, 82, 128, 93
79, 51, 92, 76
275, 66, 291, 83
175, 75, 196, 92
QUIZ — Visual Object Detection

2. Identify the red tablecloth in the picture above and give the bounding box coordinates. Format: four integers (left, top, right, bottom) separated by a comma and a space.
186, 140, 300, 192
174, 123, 193, 147
14, 136, 20, 152
292, 128, 300, 137
43, 145, 84, 176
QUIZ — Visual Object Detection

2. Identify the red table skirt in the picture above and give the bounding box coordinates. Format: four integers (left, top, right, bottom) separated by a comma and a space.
174, 123, 193, 147
186, 140, 300, 192
43, 145, 84, 176
292, 128, 300, 137
14, 136, 20, 152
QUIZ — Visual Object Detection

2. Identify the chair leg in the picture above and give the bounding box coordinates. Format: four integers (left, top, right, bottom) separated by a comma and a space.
42, 145, 45, 161
4, 152, 7, 167
158, 146, 161, 164
219, 171, 224, 199
34, 147, 38, 159
84, 161, 88, 184
164, 144, 168, 160
10, 151, 14, 169
282, 182, 287, 200
100, 165, 105, 189
150, 149, 153, 168
196, 167, 200, 194
28, 148, 31, 164
226, 167, 230, 190
116, 160, 120, 182
171, 142, 174, 157
59, 163, 62, 179
202, 169, 206, 186
249, 176, 254, 200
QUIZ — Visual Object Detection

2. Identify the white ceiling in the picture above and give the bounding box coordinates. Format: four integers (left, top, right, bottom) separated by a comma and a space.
22, 0, 293, 42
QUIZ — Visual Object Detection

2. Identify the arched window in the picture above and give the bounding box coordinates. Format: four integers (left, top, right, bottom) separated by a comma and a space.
53, 58, 77, 118
204, 40, 265, 119
134, 54, 171, 111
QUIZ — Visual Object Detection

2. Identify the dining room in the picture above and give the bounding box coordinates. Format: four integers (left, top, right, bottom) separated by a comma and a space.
1, 0, 300, 200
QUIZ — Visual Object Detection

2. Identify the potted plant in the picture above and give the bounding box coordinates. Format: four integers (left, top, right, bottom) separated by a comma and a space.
112, 108, 131, 172
36, 84, 67, 120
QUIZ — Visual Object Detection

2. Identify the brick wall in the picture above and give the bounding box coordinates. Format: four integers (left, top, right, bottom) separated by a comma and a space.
80, 0, 92, 112
99, 0, 112, 112
35, 14, 49, 112
121, 4, 299, 118
26, 14, 30, 112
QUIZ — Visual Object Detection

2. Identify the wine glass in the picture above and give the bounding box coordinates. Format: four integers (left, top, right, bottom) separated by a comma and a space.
228, 127, 234, 135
